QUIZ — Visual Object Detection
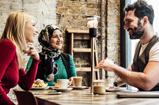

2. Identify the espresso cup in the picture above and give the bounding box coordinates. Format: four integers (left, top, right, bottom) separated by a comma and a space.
56, 79, 69, 89
72, 76, 83, 87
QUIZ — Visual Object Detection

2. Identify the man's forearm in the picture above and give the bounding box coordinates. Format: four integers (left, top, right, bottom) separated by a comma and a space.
112, 64, 149, 90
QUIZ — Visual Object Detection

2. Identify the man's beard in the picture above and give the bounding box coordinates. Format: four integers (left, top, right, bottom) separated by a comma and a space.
128, 20, 144, 39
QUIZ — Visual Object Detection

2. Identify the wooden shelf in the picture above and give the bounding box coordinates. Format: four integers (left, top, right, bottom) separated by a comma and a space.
76, 67, 99, 72
73, 48, 91, 52
74, 35, 90, 40
73, 48, 96, 52
66, 28, 99, 79
66, 28, 89, 34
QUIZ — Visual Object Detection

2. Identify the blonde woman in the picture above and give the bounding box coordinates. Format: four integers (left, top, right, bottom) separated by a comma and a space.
0, 11, 40, 105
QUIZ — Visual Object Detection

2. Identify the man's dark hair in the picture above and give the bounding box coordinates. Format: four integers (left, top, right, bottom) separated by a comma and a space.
124, 0, 154, 25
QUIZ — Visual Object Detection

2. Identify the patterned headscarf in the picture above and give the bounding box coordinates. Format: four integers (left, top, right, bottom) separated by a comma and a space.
38, 25, 62, 81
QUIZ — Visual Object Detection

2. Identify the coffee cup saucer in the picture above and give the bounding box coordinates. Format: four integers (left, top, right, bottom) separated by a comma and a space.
105, 87, 128, 92
71, 86, 88, 90
53, 87, 73, 92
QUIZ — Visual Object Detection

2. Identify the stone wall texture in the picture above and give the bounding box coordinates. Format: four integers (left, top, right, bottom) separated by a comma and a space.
0, 0, 56, 35
56, 0, 100, 30
107, 0, 120, 64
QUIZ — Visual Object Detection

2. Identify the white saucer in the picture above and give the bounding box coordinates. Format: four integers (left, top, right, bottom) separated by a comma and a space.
72, 86, 88, 90
106, 87, 128, 92
53, 87, 73, 92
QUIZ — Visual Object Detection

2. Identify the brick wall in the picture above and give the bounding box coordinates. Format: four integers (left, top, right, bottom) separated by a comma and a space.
0, 0, 56, 36
107, 0, 120, 64
106, 0, 120, 77
56, 0, 121, 64
56, 0, 100, 30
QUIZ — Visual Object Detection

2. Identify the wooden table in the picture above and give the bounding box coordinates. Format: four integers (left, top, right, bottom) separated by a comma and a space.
31, 89, 159, 105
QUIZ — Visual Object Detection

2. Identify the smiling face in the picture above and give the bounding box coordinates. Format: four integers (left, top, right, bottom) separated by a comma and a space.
50, 29, 63, 50
124, 10, 144, 39
24, 20, 37, 43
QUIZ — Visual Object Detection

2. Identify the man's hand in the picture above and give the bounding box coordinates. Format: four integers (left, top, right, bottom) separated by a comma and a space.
96, 58, 115, 71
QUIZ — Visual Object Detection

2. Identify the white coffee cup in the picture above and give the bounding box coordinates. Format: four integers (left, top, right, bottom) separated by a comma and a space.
56, 79, 69, 89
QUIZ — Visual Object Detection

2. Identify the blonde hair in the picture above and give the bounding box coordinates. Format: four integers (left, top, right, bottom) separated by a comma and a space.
1, 11, 33, 68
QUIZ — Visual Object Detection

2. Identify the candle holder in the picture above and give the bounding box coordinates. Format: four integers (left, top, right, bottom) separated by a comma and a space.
86, 15, 100, 94
87, 15, 99, 37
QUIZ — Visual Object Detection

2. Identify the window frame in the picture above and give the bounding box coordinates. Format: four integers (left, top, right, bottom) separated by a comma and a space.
120, 0, 132, 68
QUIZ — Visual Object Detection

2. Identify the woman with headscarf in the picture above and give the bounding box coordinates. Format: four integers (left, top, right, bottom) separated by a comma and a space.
36, 25, 77, 86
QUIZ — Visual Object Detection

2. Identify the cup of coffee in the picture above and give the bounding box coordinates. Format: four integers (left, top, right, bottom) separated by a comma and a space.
56, 79, 69, 89
93, 85, 105, 95
93, 80, 105, 95
72, 76, 83, 87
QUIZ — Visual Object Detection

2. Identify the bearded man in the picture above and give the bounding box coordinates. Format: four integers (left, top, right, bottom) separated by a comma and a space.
97, 0, 159, 91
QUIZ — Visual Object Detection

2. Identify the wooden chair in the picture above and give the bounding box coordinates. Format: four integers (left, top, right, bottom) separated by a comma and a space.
36, 97, 60, 105
14, 90, 60, 105
14, 90, 38, 105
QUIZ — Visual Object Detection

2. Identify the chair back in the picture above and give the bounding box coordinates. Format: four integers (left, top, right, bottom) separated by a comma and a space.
14, 90, 38, 105
37, 97, 60, 105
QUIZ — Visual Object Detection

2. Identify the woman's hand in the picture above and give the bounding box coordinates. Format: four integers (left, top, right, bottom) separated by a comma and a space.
96, 58, 115, 71
23, 42, 39, 60
47, 73, 54, 81
69, 77, 74, 86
